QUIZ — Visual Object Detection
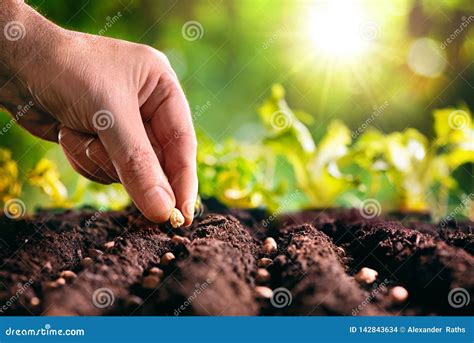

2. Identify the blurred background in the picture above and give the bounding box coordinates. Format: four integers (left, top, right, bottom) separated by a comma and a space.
0, 0, 473, 213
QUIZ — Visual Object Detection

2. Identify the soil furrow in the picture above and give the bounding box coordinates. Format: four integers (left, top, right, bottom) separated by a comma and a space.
138, 214, 260, 315
267, 223, 383, 315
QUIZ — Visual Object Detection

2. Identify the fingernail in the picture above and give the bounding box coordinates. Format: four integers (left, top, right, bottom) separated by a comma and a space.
184, 200, 195, 219
144, 186, 174, 220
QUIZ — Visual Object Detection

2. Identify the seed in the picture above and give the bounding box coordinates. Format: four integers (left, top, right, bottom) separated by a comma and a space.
354, 267, 378, 284
255, 286, 273, 299
55, 277, 66, 286
262, 237, 277, 254
170, 208, 185, 229
389, 286, 409, 304
172, 235, 190, 244
142, 275, 160, 289
256, 268, 271, 283
264, 237, 277, 246
336, 247, 346, 256
88, 248, 103, 259
30, 297, 40, 306
43, 281, 59, 291
258, 258, 273, 268
81, 257, 94, 268
149, 267, 164, 278
104, 241, 115, 250
59, 270, 77, 283
161, 252, 176, 265
262, 243, 277, 254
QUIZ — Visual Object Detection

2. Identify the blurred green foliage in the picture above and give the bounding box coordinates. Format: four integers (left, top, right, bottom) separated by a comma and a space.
0, 0, 473, 217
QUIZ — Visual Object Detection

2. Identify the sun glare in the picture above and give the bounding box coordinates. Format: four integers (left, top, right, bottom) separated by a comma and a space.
306, 0, 375, 60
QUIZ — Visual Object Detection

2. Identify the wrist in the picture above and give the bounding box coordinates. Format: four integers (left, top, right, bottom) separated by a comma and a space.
0, 1, 66, 76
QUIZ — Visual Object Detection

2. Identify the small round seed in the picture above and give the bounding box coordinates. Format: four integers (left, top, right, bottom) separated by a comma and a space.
262, 243, 277, 254
87, 248, 103, 259
256, 268, 271, 283
264, 237, 277, 246
354, 267, 378, 284
255, 286, 273, 299
258, 258, 273, 268
55, 277, 66, 286
81, 257, 94, 268
142, 275, 160, 289
336, 247, 346, 256
172, 235, 190, 245
104, 241, 115, 250
161, 252, 176, 265
59, 270, 77, 283
30, 297, 40, 306
170, 208, 185, 229
389, 286, 409, 304
149, 267, 164, 278
43, 281, 59, 291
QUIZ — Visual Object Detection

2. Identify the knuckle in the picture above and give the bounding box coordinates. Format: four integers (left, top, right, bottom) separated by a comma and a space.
140, 45, 170, 66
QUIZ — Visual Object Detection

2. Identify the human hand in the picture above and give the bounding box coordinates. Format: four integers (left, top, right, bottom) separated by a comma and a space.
0, 2, 197, 224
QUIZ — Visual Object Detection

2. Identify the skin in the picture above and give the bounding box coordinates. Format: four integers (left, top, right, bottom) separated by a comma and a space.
0, 0, 198, 225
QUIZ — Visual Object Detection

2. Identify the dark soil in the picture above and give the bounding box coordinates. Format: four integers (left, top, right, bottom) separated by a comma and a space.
0, 200, 472, 316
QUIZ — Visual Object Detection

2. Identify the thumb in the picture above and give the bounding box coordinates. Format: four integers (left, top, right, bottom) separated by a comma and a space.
93, 106, 175, 222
